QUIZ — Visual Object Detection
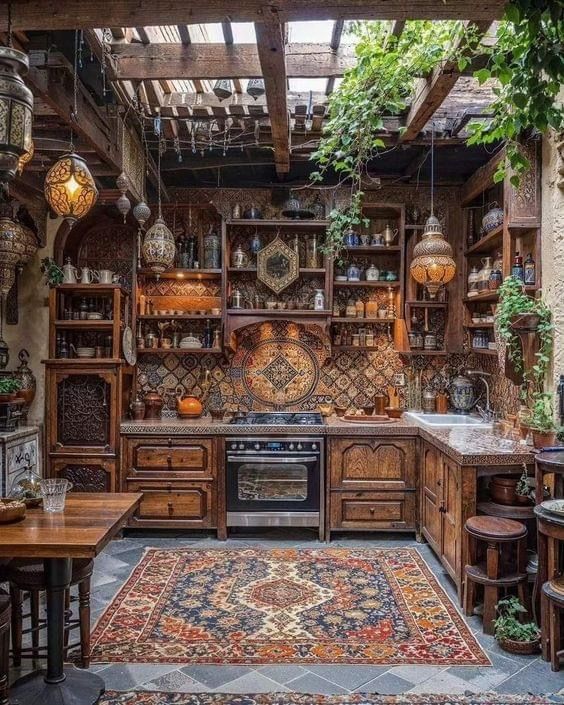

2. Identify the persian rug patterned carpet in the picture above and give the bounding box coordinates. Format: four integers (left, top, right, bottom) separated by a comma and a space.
100, 693, 556, 705
90, 548, 489, 666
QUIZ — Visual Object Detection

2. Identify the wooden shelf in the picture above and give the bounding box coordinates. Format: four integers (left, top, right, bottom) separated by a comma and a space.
465, 322, 494, 329
226, 309, 331, 316
54, 284, 127, 295
332, 345, 381, 351
54, 319, 114, 329
331, 317, 395, 324
227, 267, 326, 274
334, 281, 400, 288
477, 501, 535, 520
137, 314, 222, 321
399, 350, 448, 356
344, 246, 401, 254
471, 348, 498, 356
42, 358, 124, 365
136, 348, 222, 355
226, 219, 329, 228
405, 301, 448, 308
465, 224, 504, 255
464, 291, 499, 303
138, 268, 222, 280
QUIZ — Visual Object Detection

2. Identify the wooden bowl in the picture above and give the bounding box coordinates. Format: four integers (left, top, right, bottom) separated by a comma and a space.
362, 405, 375, 416
209, 409, 225, 422
0, 498, 26, 523
334, 406, 347, 418
385, 407, 403, 419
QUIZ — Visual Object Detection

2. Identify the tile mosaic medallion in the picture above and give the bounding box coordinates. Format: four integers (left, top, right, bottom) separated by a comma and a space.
90, 548, 489, 667
100, 694, 554, 705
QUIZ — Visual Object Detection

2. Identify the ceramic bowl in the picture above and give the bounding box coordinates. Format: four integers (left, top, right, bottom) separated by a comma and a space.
334, 406, 347, 417
362, 405, 375, 416
385, 407, 403, 419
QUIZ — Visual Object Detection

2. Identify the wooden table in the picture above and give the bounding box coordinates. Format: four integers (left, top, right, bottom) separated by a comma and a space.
0, 493, 141, 705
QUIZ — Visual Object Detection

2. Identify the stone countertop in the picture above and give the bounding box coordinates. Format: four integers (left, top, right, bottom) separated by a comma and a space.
0, 426, 39, 442
120, 415, 534, 466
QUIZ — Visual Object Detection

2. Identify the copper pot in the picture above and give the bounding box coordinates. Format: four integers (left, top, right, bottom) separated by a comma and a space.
489, 475, 530, 506
374, 393, 389, 417
143, 390, 164, 420
130, 395, 146, 421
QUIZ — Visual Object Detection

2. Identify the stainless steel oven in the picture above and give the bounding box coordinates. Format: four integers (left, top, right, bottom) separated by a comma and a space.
226, 437, 324, 535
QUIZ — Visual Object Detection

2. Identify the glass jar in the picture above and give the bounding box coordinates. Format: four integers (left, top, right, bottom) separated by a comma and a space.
472, 329, 488, 349
8, 464, 42, 506
467, 265, 480, 297
355, 298, 365, 318
365, 298, 378, 318
478, 257, 493, 291
345, 298, 356, 318
307, 234, 320, 268
203, 227, 221, 268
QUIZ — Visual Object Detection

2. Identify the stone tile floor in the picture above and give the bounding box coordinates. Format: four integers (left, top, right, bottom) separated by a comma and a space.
10, 530, 564, 698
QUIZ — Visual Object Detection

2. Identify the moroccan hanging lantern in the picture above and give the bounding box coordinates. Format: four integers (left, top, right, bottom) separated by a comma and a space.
115, 171, 131, 222
246, 78, 265, 100
213, 79, 233, 101
0, 46, 34, 184
44, 152, 98, 223
15, 222, 38, 269
133, 200, 151, 230
141, 148, 175, 274
0, 207, 25, 295
409, 127, 456, 299
17, 138, 34, 175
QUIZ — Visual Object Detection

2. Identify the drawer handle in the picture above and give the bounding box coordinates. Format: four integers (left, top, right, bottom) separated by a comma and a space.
437, 479, 442, 487
369, 507, 375, 514
167, 455, 172, 465
167, 501, 173, 515
167, 437, 172, 448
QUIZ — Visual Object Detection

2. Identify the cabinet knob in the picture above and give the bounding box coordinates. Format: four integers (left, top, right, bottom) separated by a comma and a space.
437, 479, 442, 487
370, 507, 375, 514
167, 455, 172, 464
167, 437, 172, 447
167, 483, 172, 492
167, 501, 173, 514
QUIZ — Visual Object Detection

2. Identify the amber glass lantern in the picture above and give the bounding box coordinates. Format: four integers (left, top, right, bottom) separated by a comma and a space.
44, 152, 98, 223
17, 139, 34, 174
410, 215, 456, 299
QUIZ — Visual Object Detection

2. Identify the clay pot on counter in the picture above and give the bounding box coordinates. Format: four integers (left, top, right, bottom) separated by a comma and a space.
489, 475, 530, 506
374, 393, 389, 417
130, 395, 146, 421
531, 429, 557, 450
144, 390, 164, 420
177, 394, 203, 419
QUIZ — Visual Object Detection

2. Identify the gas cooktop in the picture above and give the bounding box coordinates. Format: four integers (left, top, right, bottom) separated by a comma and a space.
229, 412, 324, 426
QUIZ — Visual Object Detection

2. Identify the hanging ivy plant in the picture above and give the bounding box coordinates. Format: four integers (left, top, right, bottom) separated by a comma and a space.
465, 0, 564, 185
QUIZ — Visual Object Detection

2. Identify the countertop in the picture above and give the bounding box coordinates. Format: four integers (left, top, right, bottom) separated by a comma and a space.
120, 415, 534, 466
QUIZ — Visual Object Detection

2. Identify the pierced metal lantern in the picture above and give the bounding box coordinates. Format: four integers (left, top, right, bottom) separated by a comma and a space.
213, 79, 233, 101
410, 215, 456, 299
0, 47, 34, 184
116, 193, 131, 222
133, 200, 151, 229
246, 78, 265, 100
0, 211, 25, 295
16, 222, 38, 268
17, 138, 34, 175
142, 216, 176, 273
44, 152, 98, 223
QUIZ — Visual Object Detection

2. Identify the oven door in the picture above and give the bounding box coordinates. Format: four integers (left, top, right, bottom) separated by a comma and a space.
226, 454, 320, 512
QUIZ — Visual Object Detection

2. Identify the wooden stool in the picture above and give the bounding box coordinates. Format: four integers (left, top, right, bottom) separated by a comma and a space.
464, 515, 529, 634
0, 591, 10, 705
541, 577, 564, 671
7, 558, 93, 669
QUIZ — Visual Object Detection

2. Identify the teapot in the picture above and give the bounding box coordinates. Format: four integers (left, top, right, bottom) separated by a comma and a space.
176, 393, 203, 418
62, 257, 78, 284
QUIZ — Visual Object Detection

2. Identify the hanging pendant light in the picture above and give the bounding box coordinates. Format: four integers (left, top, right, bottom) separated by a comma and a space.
115, 172, 131, 222
133, 200, 151, 230
44, 30, 98, 224
17, 138, 34, 175
141, 148, 175, 274
246, 78, 265, 100
0, 204, 25, 295
213, 79, 233, 101
410, 128, 456, 299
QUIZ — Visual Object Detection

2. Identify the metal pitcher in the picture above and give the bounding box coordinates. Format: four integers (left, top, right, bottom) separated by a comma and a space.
383, 225, 399, 246
62, 257, 78, 284
78, 267, 99, 284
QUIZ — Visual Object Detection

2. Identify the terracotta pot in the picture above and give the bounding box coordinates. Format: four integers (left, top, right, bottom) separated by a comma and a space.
531, 429, 557, 450
499, 637, 540, 655
489, 475, 530, 506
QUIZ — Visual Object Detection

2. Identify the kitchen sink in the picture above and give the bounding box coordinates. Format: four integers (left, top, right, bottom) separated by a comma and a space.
404, 412, 492, 428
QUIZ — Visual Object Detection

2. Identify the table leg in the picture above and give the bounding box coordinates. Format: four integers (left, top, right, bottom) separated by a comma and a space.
9, 558, 104, 705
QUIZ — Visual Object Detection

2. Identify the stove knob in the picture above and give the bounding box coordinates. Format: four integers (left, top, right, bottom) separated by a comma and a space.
289, 443, 295, 450
254, 442, 260, 450
311, 443, 317, 450
297, 443, 303, 450
230, 442, 237, 450
238, 443, 245, 450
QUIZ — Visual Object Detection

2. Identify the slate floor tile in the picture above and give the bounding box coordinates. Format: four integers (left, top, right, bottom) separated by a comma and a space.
142, 669, 205, 692
494, 660, 564, 694
256, 665, 309, 685
387, 665, 448, 685
100, 664, 181, 691
306, 665, 390, 690
356, 672, 414, 694
211, 671, 290, 694
286, 672, 349, 695
179, 666, 253, 688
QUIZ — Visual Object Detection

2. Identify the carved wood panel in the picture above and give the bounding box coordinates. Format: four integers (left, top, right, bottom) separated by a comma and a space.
56, 374, 110, 448
77, 223, 136, 292
55, 463, 111, 492
329, 438, 416, 490
506, 140, 541, 228
421, 442, 442, 553
441, 456, 461, 582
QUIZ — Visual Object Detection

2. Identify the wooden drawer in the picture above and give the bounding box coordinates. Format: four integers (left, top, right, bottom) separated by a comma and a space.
126, 480, 215, 527
330, 438, 416, 491
330, 491, 416, 531
126, 438, 215, 480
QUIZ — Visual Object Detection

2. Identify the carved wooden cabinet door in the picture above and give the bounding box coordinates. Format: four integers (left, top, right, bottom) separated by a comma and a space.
440, 455, 461, 582
47, 367, 119, 454
51, 457, 116, 492
421, 442, 443, 553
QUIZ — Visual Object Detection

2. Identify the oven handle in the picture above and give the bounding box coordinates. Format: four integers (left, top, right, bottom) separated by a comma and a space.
227, 455, 318, 463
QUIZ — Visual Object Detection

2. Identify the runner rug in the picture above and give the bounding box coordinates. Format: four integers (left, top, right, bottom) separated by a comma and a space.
90, 548, 489, 666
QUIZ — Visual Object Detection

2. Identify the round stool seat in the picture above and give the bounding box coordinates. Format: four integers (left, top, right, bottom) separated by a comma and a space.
0, 591, 9, 627
543, 577, 564, 606
465, 515, 527, 541
7, 558, 94, 590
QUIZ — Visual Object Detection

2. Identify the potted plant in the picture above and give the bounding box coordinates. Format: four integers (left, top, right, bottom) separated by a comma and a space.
493, 596, 540, 655
0, 377, 22, 402
528, 392, 559, 449
40, 257, 64, 288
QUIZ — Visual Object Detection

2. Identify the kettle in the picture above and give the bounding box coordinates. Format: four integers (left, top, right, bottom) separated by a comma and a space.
143, 390, 164, 420
62, 257, 78, 284
176, 393, 203, 418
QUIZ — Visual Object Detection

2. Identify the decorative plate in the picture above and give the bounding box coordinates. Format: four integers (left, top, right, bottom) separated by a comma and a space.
541, 499, 564, 516
122, 326, 137, 365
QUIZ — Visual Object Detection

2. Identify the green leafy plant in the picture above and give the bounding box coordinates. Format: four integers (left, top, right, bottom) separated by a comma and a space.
515, 464, 534, 499
40, 257, 64, 287
528, 392, 557, 433
466, 1, 564, 184
0, 377, 22, 395
493, 596, 540, 643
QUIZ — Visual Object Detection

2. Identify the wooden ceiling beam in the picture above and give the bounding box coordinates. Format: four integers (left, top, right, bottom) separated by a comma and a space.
254, 17, 289, 176
400, 21, 492, 142
2, 1, 506, 29
109, 42, 356, 80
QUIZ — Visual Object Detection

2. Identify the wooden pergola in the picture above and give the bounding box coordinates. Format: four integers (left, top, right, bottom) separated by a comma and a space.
3, 0, 505, 191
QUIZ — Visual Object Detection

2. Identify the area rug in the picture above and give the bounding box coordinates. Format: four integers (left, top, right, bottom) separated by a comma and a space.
90, 548, 489, 666
100, 693, 558, 705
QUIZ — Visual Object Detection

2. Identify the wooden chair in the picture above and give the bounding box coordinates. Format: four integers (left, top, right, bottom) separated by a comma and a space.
0, 590, 10, 705
463, 515, 529, 634
7, 558, 94, 668
541, 577, 564, 671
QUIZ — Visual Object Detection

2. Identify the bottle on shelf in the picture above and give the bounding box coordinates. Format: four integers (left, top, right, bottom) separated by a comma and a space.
355, 298, 365, 318
512, 252, 524, 282
524, 252, 536, 285
203, 320, 214, 348
467, 265, 480, 297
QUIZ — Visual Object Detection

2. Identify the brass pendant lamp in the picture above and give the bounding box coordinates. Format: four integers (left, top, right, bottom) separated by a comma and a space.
410, 127, 456, 299
44, 31, 98, 224
141, 146, 175, 274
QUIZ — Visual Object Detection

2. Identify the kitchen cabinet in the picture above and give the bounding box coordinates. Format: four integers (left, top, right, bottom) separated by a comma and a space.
121, 434, 222, 533
0, 427, 41, 496
327, 437, 416, 538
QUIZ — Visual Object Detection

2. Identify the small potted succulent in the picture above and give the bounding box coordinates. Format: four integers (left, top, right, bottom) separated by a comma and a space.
0, 377, 22, 402
528, 392, 559, 449
493, 596, 540, 655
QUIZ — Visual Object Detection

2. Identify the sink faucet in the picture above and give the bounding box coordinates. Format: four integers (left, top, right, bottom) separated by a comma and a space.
467, 370, 494, 422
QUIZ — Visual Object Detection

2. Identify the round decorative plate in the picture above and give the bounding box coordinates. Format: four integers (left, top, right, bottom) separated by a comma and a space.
122, 326, 137, 365
541, 499, 564, 516
241, 338, 319, 407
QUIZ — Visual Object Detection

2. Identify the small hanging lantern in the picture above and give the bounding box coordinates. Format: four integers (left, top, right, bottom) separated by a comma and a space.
141, 149, 175, 274
44, 152, 98, 223
115, 171, 131, 222
15, 222, 38, 269
0, 206, 25, 295
133, 200, 151, 230
410, 215, 456, 299
213, 79, 233, 101
246, 78, 265, 100
17, 138, 34, 175
0, 46, 34, 184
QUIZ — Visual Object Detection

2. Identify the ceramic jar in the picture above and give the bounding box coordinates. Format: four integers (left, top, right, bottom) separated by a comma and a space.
347, 263, 361, 281
313, 289, 325, 311
482, 202, 504, 233
478, 256, 493, 291
449, 375, 475, 413
365, 264, 379, 281
344, 228, 360, 248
